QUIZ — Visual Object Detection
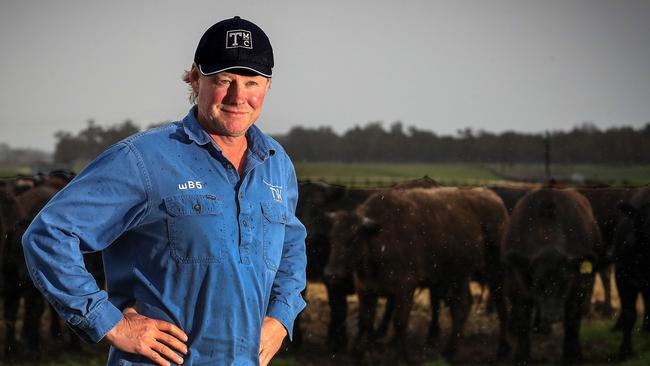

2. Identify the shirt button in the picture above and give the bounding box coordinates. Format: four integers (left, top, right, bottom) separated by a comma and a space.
193, 203, 202, 212
242, 220, 248, 227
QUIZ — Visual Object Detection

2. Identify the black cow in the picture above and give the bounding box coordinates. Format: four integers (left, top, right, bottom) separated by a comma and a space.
324, 187, 508, 362
3, 183, 60, 357
502, 188, 601, 364
577, 187, 638, 318
613, 186, 650, 359
2, 172, 100, 358
294, 181, 376, 350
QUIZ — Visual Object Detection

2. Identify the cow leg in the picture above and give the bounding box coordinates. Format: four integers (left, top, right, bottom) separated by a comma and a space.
616, 278, 638, 360
483, 257, 509, 360
532, 305, 551, 334
490, 281, 510, 360
442, 278, 471, 362
562, 286, 586, 363
49, 303, 63, 339
641, 289, 650, 332
22, 285, 45, 350
391, 288, 415, 364
510, 297, 533, 365
326, 282, 349, 351
3, 269, 20, 359
427, 285, 442, 344
354, 290, 378, 360
375, 295, 394, 340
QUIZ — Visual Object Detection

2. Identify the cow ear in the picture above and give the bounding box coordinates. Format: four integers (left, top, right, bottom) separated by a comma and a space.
503, 251, 529, 268
570, 256, 596, 275
618, 203, 637, 219
359, 216, 380, 237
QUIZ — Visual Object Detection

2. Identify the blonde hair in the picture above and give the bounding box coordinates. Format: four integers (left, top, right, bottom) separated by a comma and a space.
182, 70, 198, 105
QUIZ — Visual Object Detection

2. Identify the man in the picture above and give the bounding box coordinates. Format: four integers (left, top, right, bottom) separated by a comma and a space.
22, 16, 306, 366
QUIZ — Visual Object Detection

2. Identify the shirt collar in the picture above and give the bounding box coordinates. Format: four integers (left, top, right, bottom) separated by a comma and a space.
181, 106, 275, 160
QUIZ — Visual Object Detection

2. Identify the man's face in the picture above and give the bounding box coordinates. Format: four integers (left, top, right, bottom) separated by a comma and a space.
191, 65, 271, 137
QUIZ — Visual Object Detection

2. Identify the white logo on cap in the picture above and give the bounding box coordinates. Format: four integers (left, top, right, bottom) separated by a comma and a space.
226, 30, 252, 49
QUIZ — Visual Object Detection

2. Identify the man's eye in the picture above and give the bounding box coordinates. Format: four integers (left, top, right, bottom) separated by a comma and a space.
246, 81, 259, 87
216, 79, 231, 86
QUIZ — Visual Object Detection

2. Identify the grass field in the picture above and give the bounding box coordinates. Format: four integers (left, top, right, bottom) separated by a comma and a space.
486, 163, 650, 186
294, 162, 505, 187
295, 162, 650, 187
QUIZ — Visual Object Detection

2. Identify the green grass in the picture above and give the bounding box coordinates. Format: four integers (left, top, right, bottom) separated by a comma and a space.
487, 163, 650, 186
579, 319, 650, 366
294, 162, 650, 187
295, 162, 502, 187
0, 164, 30, 177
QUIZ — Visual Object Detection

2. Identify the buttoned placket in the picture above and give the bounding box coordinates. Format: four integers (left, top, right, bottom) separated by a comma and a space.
236, 152, 265, 265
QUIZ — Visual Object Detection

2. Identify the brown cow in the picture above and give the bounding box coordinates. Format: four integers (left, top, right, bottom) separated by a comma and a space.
577, 187, 637, 318
295, 177, 439, 350
613, 186, 650, 359
502, 188, 601, 364
324, 187, 508, 362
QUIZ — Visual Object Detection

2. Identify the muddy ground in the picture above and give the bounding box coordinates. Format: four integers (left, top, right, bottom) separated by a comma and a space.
282, 275, 644, 365
0, 274, 645, 365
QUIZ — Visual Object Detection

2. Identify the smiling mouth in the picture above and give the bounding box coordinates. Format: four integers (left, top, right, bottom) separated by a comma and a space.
221, 109, 248, 115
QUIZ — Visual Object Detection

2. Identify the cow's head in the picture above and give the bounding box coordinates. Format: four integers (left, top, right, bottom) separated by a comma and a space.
323, 210, 380, 285
505, 248, 595, 324
533, 249, 595, 324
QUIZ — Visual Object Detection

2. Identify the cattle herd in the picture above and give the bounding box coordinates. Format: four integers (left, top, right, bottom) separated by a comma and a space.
0, 172, 649, 365
0, 171, 105, 360
297, 178, 650, 364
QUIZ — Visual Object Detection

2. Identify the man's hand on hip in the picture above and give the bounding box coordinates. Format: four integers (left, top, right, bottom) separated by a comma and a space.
105, 307, 188, 366
259, 316, 287, 366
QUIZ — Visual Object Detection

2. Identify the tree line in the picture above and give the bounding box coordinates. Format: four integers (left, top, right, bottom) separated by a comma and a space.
277, 121, 650, 164
47, 119, 650, 165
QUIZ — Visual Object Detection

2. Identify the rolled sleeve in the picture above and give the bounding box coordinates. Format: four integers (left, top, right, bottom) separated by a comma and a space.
22, 142, 150, 343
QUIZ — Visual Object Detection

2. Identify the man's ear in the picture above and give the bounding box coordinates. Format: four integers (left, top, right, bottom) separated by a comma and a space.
265, 77, 272, 91
189, 63, 200, 90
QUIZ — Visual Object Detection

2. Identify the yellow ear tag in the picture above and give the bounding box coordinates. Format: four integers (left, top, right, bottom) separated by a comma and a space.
580, 261, 593, 274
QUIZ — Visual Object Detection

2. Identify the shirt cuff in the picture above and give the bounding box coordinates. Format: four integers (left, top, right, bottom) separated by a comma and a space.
68, 300, 124, 344
267, 300, 298, 340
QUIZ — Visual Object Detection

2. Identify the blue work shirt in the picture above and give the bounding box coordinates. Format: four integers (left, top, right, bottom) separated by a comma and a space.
22, 107, 307, 365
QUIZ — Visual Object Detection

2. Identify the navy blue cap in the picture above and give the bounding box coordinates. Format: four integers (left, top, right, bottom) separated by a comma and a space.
194, 16, 274, 77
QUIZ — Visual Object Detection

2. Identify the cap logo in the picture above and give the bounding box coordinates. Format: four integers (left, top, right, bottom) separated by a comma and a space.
226, 30, 252, 49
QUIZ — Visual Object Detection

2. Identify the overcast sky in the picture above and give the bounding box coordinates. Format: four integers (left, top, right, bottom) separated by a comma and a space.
1, 0, 649, 152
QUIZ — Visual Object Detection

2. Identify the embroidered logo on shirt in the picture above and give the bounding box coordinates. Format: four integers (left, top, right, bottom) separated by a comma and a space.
263, 180, 283, 203
226, 30, 252, 49
178, 181, 203, 190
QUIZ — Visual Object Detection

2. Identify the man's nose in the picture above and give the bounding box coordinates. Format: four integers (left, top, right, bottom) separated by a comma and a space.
225, 82, 246, 105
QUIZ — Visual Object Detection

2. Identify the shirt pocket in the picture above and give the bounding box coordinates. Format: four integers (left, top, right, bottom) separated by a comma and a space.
163, 194, 226, 264
261, 201, 288, 271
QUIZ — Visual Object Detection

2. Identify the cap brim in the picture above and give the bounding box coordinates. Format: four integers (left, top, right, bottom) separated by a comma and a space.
199, 63, 272, 77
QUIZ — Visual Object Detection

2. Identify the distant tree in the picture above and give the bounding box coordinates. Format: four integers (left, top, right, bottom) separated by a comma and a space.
281, 126, 340, 162
53, 119, 141, 164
